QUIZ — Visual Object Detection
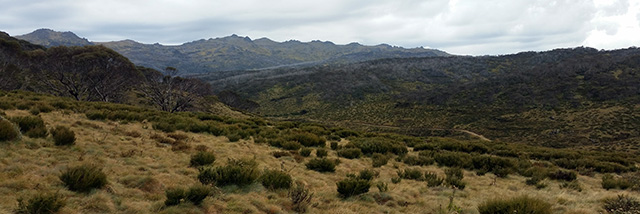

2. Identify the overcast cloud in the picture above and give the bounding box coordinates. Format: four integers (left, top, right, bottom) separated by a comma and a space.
1, 0, 638, 55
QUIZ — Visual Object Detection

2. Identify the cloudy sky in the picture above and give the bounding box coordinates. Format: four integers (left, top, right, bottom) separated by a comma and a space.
1, 0, 639, 55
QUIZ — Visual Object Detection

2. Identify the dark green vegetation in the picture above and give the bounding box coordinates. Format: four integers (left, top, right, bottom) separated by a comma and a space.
210, 47, 640, 151
0, 119, 20, 142
17, 29, 448, 75
477, 196, 552, 214
15, 193, 65, 214
50, 125, 75, 146
190, 151, 216, 167
197, 158, 260, 187
260, 169, 293, 190
602, 195, 640, 214
59, 165, 108, 193
164, 185, 212, 207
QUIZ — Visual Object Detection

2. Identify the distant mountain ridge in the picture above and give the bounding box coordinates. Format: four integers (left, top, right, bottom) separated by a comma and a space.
16, 29, 449, 74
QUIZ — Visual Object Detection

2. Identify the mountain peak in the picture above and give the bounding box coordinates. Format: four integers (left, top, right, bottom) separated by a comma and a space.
17, 29, 92, 47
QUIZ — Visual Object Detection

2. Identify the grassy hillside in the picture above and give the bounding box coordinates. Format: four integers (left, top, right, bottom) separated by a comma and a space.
1, 90, 639, 214
208, 47, 640, 150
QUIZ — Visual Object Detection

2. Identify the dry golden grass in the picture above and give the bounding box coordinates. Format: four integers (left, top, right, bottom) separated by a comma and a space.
1, 109, 639, 214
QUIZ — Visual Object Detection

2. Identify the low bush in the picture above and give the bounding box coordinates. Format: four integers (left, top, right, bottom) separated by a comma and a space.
60, 165, 107, 193
372, 153, 389, 168
445, 168, 466, 190
337, 148, 362, 159
271, 151, 291, 158
10, 116, 48, 138
15, 192, 65, 214
287, 132, 325, 147
477, 196, 552, 214
280, 141, 303, 150
548, 169, 577, 182
424, 172, 444, 187
397, 168, 423, 181
300, 148, 312, 157
315, 148, 328, 158
350, 137, 407, 155
164, 188, 186, 206
50, 126, 75, 146
434, 152, 472, 169
337, 178, 370, 198
330, 142, 339, 150
198, 158, 259, 187
602, 174, 633, 190
190, 151, 216, 167
186, 184, 211, 205
603, 195, 640, 214
260, 169, 293, 190
413, 143, 436, 151
0, 119, 20, 142
305, 158, 337, 172
357, 169, 377, 181
402, 155, 434, 166
289, 183, 313, 213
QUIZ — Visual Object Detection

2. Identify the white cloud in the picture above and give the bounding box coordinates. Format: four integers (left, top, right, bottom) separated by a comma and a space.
1, 0, 639, 55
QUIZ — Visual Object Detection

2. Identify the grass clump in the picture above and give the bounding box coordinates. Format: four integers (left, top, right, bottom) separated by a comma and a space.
164, 188, 186, 206
0, 119, 20, 142
305, 158, 338, 173
603, 195, 640, 214
164, 185, 211, 207
10, 116, 48, 138
424, 171, 444, 187
50, 126, 75, 146
59, 165, 107, 193
260, 169, 293, 190
397, 168, 423, 181
337, 178, 371, 198
445, 168, 466, 190
198, 158, 260, 187
337, 148, 362, 159
477, 196, 552, 214
15, 192, 65, 214
602, 174, 633, 190
300, 148, 312, 157
189, 151, 216, 167
315, 148, 328, 158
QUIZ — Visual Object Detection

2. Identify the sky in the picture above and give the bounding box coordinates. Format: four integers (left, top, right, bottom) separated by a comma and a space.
1, 0, 639, 55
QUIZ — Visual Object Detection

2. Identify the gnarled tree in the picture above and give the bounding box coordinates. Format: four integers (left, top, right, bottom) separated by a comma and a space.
139, 67, 212, 112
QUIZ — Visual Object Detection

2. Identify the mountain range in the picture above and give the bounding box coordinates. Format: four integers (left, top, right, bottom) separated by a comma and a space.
16, 29, 449, 74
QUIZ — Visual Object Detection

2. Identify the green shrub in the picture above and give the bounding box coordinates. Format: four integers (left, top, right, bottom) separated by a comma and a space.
330, 142, 339, 150
434, 152, 472, 168
350, 137, 407, 155
15, 192, 65, 214
280, 141, 303, 150
548, 169, 577, 182
337, 178, 370, 198
227, 133, 242, 142
477, 196, 552, 214
402, 155, 434, 166
425, 172, 444, 187
186, 184, 211, 206
197, 158, 259, 187
287, 132, 325, 147
59, 165, 107, 193
305, 158, 337, 172
300, 148, 312, 157
0, 119, 20, 142
190, 151, 216, 167
10, 116, 48, 138
397, 168, 423, 181
471, 155, 516, 178
260, 169, 292, 190
372, 153, 389, 168
164, 187, 186, 206
315, 148, 328, 158
337, 148, 362, 159
376, 182, 389, 192
413, 143, 436, 151
391, 177, 401, 184
50, 126, 75, 146
358, 169, 377, 181
445, 168, 466, 190
271, 151, 291, 158
603, 195, 640, 214
602, 174, 633, 190
289, 183, 313, 213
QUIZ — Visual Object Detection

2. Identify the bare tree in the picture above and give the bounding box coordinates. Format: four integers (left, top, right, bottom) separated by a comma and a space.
140, 67, 212, 112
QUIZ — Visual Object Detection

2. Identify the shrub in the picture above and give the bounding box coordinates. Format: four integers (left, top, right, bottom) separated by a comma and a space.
548, 169, 577, 182
10, 116, 48, 138
260, 169, 292, 190
0, 119, 20, 142
337, 178, 371, 198
305, 158, 337, 172
288, 132, 325, 147
372, 153, 389, 168
402, 155, 434, 166
198, 158, 259, 187
289, 183, 313, 213
397, 168, 423, 181
376, 182, 389, 192
50, 126, 75, 146
425, 172, 444, 187
300, 148, 312, 157
271, 151, 291, 158
280, 141, 303, 150
330, 142, 339, 150
190, 151, 216, 167
434, 152, 472, 168
60, 165, 107, 192
477, 196, 552, 214
603, 195, 640, 214
315, 148, 328, 158
15, 192, 65, 214
186, 184, 211, 205
413, 143, 436, 151
164, 187, 186, 206
358, 169, 377, 181
391, 177, 401, 184
351, 137, 408, 155
227, 133, 242, 142
602, 174, 633, 190
445, 168, 466, 190
337, 148, 362, 159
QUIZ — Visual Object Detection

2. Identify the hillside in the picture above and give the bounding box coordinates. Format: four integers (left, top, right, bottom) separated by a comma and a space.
206, 47, 640, 149
1, 90, 639, 214
16, 29, 449, 74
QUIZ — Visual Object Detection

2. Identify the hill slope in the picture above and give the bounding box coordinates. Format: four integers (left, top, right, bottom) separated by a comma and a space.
16, 29, 449, 74
207, 47, 640, 149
